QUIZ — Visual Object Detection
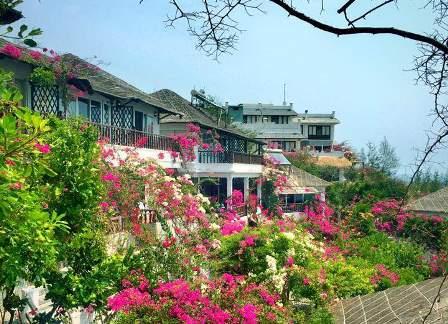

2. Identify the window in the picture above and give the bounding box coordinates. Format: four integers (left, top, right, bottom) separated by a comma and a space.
271, 116, 279, 124
308, 125, 331, 138
144, 114, 154, 133
280, 116, 289, 124
90, 100, 102, 123
243, 115, 247, 123
103, 103, 111, 125
78, 98, 90, 120
300, 125, 304, 134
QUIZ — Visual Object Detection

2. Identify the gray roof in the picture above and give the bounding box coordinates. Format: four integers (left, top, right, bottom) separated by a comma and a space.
331, 276, 448, 323
61, 54, 179, 115
0, 39, 179, 115
407, 187, 448, 215
152, 89, 263, 142
282, 166, 330, 190
298, 117, 340, 124
266, 152, 291, 165
243, 108, 298, 116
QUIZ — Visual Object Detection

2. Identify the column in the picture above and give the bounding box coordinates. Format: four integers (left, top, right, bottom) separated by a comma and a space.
243, 177, 250, 202
226, 175, 233, 209
226, 175, 233, 198
256, 179, 262, 204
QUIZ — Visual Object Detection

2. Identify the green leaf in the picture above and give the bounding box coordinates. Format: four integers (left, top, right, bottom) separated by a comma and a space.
28, 28, 42, 37
18, 24, 27, 38
23, 39, 37, 47
6, 26, 13, 33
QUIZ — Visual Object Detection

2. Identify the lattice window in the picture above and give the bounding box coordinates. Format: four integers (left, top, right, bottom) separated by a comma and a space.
31, 84, 60, 116
112, 105, 134, 129
91, 100, 102, 123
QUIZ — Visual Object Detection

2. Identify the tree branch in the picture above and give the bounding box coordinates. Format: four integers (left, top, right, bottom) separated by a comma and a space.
269, 0, 448, 55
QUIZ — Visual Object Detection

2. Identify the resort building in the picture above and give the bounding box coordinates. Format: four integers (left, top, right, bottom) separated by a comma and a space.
266, 149, 330, 213
228, 102, 340, 152
153, 89, 264, 204
0, 40, 182, 169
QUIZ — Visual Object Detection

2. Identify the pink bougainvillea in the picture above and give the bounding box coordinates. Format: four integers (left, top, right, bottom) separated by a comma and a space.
1, 43, 22, 59
34, 143, 51, 154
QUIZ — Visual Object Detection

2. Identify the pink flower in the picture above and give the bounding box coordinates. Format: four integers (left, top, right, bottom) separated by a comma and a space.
221, 220, 245, 236
99, 201, 109, 211
35, 143, 51, 154
286, 256, 294, 267
239, 304, 257, 324
29, 50, 43, 61
1, 44, 22, 59
303, 277, 311, 286
186, 123, 201, 133
158, 152, 165, 159
9, 182, 22, 190
201, 143, 210, 150
102, 172, 120, 182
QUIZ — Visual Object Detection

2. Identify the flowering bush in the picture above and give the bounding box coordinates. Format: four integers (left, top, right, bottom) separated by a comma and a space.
109, 272, 290, 323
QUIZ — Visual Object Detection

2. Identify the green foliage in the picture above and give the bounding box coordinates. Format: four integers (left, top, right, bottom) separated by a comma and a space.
261, 179, 279, 211
43, 118, 104, 232
30, 66, 56, 87
327, 169, 407, 207
341, 232, 430, 284
325, 260, 375, 297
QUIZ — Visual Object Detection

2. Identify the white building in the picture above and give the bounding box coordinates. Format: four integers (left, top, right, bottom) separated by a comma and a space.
228, 101, 340, 152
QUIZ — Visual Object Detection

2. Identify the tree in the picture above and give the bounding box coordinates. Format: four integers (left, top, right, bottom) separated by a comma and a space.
377, 137, 400, 175
362, 138, 399, 175
138, 0, 448, 187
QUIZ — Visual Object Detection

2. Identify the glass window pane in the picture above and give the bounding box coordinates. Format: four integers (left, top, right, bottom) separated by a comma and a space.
78, 98, 90, 120
91, 100, 102, 123
103, 104, 110, 124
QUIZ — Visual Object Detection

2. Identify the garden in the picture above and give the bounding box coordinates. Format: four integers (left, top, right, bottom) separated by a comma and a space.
1, 62, 447, 323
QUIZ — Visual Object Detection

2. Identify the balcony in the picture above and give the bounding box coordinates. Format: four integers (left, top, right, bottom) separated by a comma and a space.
197, 150, 263, 165
91, 123, 178, 151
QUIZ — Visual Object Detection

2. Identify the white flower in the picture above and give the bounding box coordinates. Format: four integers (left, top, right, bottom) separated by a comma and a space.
210, 223, 221, 230
283, 232, 295, 240
162, 201, 168, 207
266, 255, 277, 272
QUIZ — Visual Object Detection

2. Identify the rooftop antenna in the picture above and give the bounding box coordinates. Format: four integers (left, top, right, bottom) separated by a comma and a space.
282, 83, 286, 106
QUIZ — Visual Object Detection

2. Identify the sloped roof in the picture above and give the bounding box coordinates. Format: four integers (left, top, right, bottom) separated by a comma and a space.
407, 187, 448, 215
60, 54, 179, 115
331, 276, 448, 323
152, 89, 262, 142
280, 166, 330, 194
0, 39, 178, 115
314, 156, 352, 168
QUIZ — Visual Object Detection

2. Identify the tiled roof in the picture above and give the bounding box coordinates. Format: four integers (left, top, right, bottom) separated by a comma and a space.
280, 166, 330, 194
60, 54, 179, 115
0, 39, 179, 115
331, 276, 448, 323
152, 89, 262, 142
407, 187, 448, 215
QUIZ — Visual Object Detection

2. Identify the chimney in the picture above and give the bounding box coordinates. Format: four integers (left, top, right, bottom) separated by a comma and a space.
225, 102, 229, 107
331, 110, 335, 118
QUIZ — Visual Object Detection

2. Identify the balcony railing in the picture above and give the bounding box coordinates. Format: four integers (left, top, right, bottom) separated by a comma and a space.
108, 209, 157, 233
90, 123, 177, 151
198, 150, 263, 164
279, 202, 305, 213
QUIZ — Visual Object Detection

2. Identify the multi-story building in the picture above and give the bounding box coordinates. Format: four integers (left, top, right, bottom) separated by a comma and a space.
297, 111, 340, 152
228, 101, 340, 152
153, 89, 264, 204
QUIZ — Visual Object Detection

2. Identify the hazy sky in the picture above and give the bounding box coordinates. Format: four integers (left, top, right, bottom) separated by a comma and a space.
19, 0, 448, 175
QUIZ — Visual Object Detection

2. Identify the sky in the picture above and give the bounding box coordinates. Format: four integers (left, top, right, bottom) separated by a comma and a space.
19, 0, 448, 176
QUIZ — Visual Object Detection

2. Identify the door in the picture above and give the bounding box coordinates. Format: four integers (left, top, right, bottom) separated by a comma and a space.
135, 111, 143, 131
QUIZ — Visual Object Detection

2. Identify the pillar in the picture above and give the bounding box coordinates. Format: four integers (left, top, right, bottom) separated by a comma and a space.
226, 175, 233, 209
243, 177, 250, 202
256, 179, 262, 204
